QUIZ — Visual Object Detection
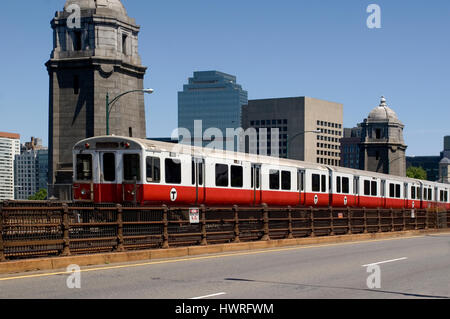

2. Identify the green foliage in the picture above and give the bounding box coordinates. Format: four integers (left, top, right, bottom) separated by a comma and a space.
406, 166, 427, 180
28, 189, 48, 201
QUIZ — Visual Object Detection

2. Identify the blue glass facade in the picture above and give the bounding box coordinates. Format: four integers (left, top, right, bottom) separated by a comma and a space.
178, 71, 248, 150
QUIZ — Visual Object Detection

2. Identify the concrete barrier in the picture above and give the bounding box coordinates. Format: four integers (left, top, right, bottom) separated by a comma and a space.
0, 229, 448, 275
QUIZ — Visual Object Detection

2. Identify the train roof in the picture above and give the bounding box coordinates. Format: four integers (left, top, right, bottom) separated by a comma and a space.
74, 135, 449, 188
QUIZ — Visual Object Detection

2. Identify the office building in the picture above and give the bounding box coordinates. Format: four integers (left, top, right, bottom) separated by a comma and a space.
178, 71, 248, 150
242, 97, 343, 164
14, 138, 48, 200
340, 126, 362, 169
0, 132, 20, 200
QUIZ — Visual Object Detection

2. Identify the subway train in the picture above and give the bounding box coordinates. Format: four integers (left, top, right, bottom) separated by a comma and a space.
72, 136, 450, 210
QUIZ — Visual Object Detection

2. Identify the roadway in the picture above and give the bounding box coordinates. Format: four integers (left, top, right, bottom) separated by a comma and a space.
0, 233, 449, 299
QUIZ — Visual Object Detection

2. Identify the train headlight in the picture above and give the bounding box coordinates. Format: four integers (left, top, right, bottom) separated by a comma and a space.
81, 189, 87, 195
131, 191, 136, 196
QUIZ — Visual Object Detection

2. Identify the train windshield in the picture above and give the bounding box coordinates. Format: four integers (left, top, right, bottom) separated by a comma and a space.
76, 154, 92, 181
123, 154, 141, 182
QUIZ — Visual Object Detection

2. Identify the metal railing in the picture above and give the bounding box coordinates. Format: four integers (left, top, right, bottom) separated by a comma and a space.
0, 201, 448, 261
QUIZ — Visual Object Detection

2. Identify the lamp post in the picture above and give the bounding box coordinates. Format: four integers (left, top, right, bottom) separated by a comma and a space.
286, 129, 321, 158
106, 89, 154, 135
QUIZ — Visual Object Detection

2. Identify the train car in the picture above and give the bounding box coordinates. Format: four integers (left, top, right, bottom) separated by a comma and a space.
72, 136, 450, 210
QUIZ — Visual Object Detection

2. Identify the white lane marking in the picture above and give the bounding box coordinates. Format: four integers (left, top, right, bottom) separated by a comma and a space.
190, 292, 227, 300
362, 257, 408, 267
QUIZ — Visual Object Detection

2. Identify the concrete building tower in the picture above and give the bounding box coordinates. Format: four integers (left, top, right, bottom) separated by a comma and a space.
46, 0, 148, 199
359, 97, 407, 176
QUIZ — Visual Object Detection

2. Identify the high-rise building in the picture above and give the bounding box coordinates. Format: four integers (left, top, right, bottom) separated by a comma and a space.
359, 97, 407, 177
406, 156, 440, 181
178, 71, 248, 150
340, 126, 362, 169
47, 0, 148, 199
14, 137, 48, 200
242, 97, 343, 165
442, 136, 450, 159
0, 132, 20, 201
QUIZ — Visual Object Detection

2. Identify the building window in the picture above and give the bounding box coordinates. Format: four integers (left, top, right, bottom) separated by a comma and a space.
73, 75, 79, 95
122, 34, 128, 55
74, 31, 82, 51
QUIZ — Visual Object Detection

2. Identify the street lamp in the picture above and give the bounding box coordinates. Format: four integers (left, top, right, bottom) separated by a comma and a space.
106, 89, 154, 135
286, 129, 321, 158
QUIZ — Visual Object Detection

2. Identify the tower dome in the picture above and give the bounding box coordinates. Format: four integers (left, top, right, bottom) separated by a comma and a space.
64, 0, 127, 16
367, 96, 401, 123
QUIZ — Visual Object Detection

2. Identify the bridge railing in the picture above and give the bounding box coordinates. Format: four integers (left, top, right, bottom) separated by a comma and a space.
0, 201, 448, 261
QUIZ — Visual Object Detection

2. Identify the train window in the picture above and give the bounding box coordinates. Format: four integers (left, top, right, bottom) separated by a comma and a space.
424, 188, 427, 200
231, 166, 243, 188
336, 176, 341, 193
396, 184, 401, 198
216, 164, 229, 187
342, 177, 349, 194
270, 170, 280, 190
389, 184, 395, 198
440, 190, 444, 202
192, 160, 195, 185
411, 186, 416, 200
371, 181, 377, 196
281, 171, 291, 190
364, 181, 371, 196
251, 167, 254, 188
146, 157, 160, 183
312, 174, 320, 192
198, 163, 203, 186
102, 153, 115, 182
76, 154, 92, 181
445, 191, 448, 202
299, 171, 304, 191
321, 175, 326, 193
123, 154, 141, 181
165, 158, 181, 184
428, 189, 432, 201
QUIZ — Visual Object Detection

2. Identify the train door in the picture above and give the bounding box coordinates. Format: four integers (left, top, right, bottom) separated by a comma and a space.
298, 169, 306, 206
192, 157, 205, 204
122, 153, 142, 204
381, 179, 386, 208
404, 183, 409, 208
99, 152, 120, 203
354, 176, 360, 206
251, 164, 262, 205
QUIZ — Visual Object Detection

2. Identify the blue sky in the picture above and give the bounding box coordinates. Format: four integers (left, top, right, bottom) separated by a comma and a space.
0, 0, 449, 156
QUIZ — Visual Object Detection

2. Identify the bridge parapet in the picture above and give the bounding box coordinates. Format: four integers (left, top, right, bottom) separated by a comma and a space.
0, 201, 448, 261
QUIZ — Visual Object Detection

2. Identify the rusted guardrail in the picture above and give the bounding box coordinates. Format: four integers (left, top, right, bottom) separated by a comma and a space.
0, 201, 448, 261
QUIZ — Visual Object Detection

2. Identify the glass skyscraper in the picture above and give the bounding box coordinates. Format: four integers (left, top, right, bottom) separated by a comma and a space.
178, 71, 248, 150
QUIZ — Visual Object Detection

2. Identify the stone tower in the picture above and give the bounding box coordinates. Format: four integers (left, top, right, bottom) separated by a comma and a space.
359, 97, 407, 177
46, 0, 147, 198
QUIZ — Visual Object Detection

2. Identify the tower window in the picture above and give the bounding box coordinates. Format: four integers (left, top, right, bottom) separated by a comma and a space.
376, 128, 381, 139
73, 75, 79, 95
122, 34, 128, 55
129, 127, 133, 137
74, 31, 82, 51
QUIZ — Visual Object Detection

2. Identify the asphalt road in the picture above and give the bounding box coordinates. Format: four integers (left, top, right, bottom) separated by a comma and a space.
0, 233, 449, 299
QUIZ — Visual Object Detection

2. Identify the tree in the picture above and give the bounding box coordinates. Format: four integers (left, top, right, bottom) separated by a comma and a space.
28, 189, 48, 201
406, 166, 427, 180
